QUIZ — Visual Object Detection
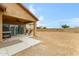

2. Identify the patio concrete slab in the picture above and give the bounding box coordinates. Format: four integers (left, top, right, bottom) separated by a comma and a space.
0, 35, 40, 56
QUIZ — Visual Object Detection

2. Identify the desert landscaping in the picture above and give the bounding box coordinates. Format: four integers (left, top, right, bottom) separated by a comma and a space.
14, 29, 79, 56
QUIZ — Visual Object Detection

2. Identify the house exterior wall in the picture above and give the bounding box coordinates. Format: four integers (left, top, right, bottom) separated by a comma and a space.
3, 3, 36, 22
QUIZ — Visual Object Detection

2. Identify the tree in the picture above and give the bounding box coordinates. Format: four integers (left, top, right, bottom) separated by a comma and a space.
43, 27, 47, 29
37, 26, 47, 29
61, 24, 70, 28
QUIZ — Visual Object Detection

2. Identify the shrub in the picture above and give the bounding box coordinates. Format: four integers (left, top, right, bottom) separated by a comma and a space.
61, 24, 70, 29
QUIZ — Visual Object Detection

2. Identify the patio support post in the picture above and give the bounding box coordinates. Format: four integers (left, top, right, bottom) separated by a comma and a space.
24, 24, 26, 35
0, 11, 3, 42
33, 21, 36, 37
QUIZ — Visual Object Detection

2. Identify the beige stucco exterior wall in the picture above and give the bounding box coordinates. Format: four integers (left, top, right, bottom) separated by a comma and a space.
3, 3, 36, 22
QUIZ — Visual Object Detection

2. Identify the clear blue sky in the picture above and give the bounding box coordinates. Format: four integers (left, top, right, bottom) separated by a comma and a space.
23, 3, 79, 28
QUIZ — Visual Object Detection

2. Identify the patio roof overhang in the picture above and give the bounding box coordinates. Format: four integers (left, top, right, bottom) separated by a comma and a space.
0, 4, 6, 12
3, 15, 33, 25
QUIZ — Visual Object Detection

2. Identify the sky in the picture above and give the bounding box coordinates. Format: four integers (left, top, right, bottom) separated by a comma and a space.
23, 3, 79, 28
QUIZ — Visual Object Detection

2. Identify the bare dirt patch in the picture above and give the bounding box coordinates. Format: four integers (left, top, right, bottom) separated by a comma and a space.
14, 31, 79, 56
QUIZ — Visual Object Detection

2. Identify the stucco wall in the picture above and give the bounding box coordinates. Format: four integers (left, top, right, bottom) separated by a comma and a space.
3, 3, 36, 22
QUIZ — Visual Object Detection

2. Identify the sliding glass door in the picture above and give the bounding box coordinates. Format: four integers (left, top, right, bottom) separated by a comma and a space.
10, 25, 24, 36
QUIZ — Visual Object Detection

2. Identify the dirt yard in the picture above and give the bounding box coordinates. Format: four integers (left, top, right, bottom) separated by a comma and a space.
14, 31, 79, 56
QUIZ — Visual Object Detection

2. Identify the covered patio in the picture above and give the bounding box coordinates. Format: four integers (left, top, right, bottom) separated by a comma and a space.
0, 3, 40, 56
0, 3, 38, 42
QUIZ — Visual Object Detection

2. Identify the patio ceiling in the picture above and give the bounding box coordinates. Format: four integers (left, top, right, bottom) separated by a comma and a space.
3, 15, 33, 25
0, 4, 6, 12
